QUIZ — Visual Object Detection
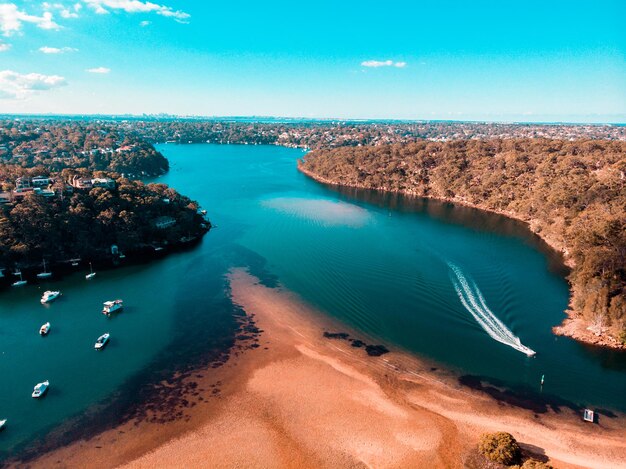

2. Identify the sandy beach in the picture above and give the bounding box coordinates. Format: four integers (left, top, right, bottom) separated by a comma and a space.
22, 269, 626, 469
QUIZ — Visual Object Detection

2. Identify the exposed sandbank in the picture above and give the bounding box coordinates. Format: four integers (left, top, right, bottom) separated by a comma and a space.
24, 269, 626, 469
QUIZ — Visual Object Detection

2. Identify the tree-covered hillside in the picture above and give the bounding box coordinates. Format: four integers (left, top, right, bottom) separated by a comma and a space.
299, 139, 626, 343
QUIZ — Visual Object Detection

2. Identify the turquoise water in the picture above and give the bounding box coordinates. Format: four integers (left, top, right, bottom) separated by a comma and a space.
1, 144, 625, 459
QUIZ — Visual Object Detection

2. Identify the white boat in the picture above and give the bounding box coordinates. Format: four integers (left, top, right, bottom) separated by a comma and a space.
37, 259, 52, 279
86, 262, 96, 280
41, 290, 61, 304
94, 333, 110, 350
0, 419, 6, 431
39, 322, 50, 336
102, 299, 123, 315
12, 272, 27, 287
32, 380, 49, 398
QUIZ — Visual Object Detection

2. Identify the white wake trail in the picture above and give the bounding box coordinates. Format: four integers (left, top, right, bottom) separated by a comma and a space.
448, 262, 536, 357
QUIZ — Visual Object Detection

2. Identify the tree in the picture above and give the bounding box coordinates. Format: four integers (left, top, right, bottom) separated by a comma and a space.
478, 432, 521, 465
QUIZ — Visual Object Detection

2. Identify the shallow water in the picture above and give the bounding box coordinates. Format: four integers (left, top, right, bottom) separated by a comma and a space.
1, 143, 625, 458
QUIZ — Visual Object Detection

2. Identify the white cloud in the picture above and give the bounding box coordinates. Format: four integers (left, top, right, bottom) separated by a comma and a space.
0, 70, 66, 99
42, 2, 82, 19
83, 0, 190, 22
86, 66, 110, 73
39, 46, 78, 54
139, 19, 150, 26
0, 42, 10, 51
0, 3, 60, 36
361, 60, 407, 68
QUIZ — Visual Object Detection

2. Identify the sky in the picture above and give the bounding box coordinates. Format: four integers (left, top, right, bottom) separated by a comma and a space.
0, 0, 625, 122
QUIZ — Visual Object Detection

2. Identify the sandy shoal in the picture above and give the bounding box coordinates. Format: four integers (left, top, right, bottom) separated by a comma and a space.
26, 268, 626, 469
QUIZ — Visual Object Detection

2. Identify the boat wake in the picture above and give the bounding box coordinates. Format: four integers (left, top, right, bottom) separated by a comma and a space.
448, 262, 536, 357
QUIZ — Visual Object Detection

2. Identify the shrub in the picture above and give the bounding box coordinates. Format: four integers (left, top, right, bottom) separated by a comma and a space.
478, 432, 521, 465
521, 459, 553, 469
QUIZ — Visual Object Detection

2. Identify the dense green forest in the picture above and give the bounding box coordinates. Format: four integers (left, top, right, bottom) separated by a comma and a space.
0, 121, 168, 176
299, 139, 626, 342
0, 121, 206, 271
0, 174, 209, 269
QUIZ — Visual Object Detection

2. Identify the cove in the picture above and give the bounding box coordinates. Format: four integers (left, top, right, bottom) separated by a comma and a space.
1, 143, 625, 460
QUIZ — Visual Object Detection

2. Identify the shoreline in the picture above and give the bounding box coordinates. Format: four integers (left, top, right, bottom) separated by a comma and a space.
22, 269, 626, 468
297, 164, 626, 351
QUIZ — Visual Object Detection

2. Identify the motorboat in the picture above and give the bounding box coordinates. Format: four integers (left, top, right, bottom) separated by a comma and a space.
94, 333, 110, 350
37, 259, 52, 279
102, 299, 123, 315
39, 322, 50, 336
41, 290, 61, 304
0, 419, 6, 431
32, 380, 49, 398
12, 271, 27, 287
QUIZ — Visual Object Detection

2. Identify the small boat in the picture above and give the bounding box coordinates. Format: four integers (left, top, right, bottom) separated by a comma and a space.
12, 272, 27, 287
94, 333, 110, 350
0, 419, 6, 431
39, 322, 50, 336
86, 262, 96, 280
32, 380, 49, 398
37, 259, 52, 279
102, 299, 123, 315
41, 290, 61, 304
13, 269, 21, 276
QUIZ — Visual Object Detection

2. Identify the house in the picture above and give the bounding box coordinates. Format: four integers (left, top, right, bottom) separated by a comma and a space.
91, 177, 116, 189
154, 216, 176, 229
71, 175, 93, 190
33, 188, 56, 197
0, 192, 12, 204
31, 176, 52, 187
15, 177, 33, 192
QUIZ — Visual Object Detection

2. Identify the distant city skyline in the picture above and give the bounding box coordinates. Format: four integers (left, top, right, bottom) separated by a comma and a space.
0, 1, 624, 123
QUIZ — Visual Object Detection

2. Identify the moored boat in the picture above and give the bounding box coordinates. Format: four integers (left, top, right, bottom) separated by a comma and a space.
86, 262, 96, 280
39, 322, 51, 335
32, 380, 49, 398
41, 290, 61, 304
94, 333, 110, 350
37, 259, 52, 279
102, 299, 123, 315
12, 272, 27, 287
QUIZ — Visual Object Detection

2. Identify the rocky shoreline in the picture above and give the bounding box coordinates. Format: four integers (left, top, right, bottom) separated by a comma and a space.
297, 164, 625, 352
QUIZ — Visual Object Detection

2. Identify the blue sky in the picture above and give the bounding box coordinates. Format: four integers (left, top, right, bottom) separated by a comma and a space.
0, 0, 624, 122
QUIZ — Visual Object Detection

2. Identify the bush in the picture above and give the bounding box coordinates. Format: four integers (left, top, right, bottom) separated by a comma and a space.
520, 459, 553, 469
478, 432, 521, 465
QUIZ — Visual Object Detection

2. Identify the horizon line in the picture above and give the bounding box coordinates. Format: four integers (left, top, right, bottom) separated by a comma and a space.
0, 113, 625, 126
